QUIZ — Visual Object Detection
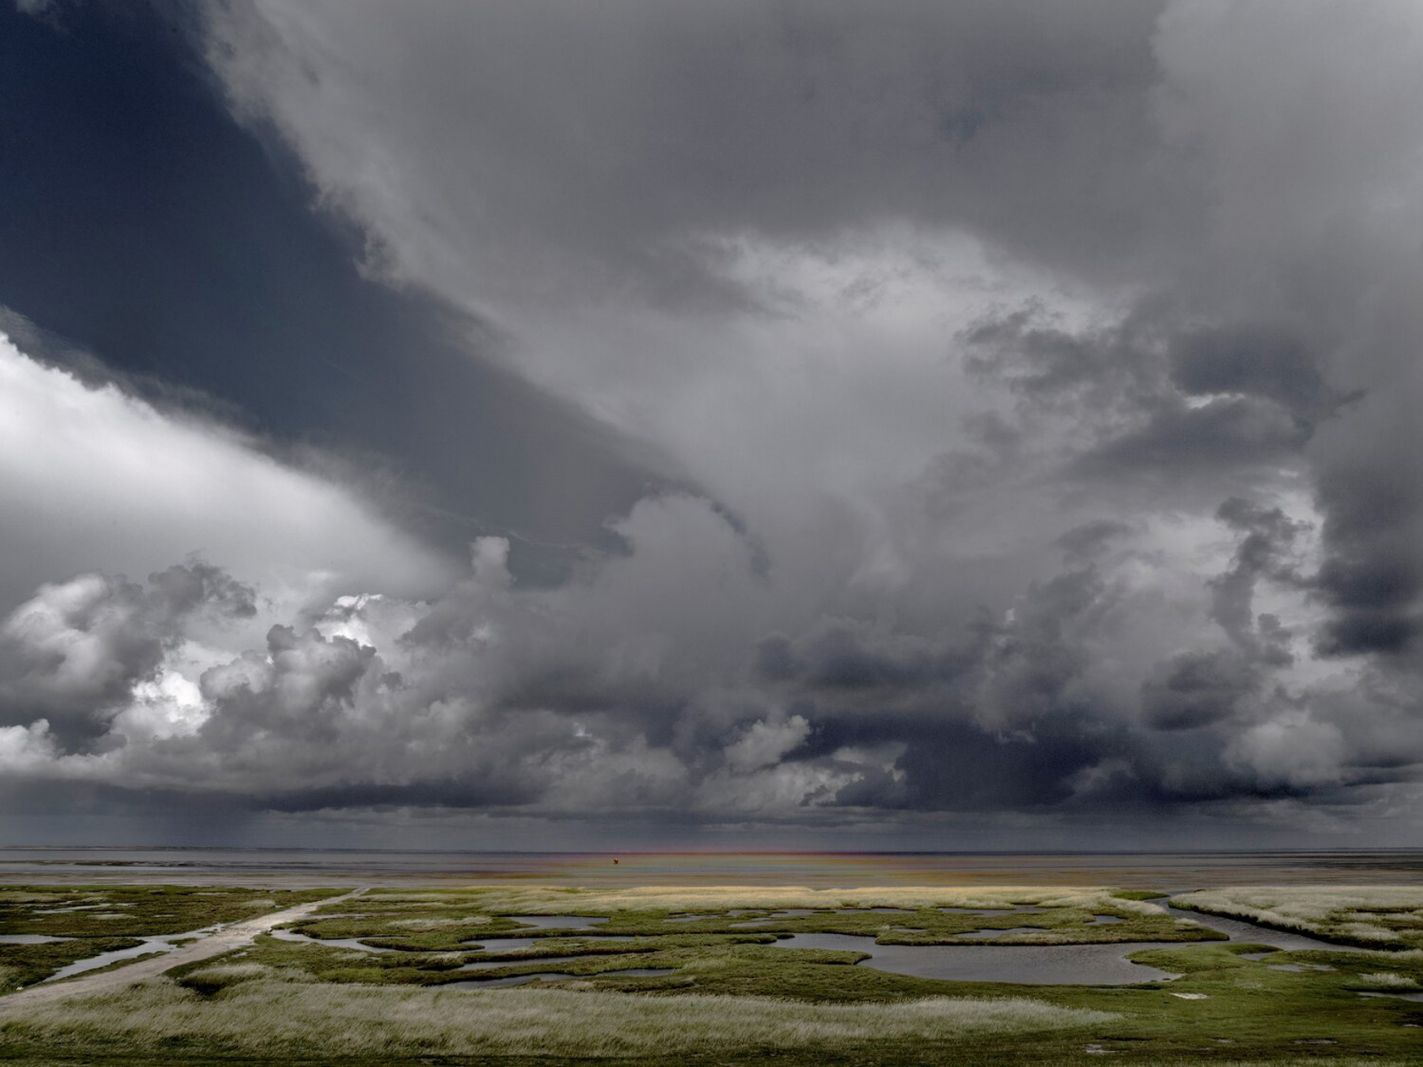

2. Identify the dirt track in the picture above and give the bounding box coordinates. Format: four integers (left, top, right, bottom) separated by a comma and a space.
0, 889, 364, 1011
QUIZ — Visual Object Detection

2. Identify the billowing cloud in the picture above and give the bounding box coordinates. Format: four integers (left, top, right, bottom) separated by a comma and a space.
3, 1, 1423, 844
0, 332, 453, 611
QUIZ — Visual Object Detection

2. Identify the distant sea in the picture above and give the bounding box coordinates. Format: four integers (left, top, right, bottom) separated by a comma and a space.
2, 847, 1421, 889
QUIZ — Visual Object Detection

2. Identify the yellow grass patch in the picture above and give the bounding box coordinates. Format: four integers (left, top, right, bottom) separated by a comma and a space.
0, 978, 1114, 1058
1174, 887, 1423, 946
409, 884, 1163, 916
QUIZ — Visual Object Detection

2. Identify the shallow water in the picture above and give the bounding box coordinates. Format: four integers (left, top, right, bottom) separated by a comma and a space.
447, 971, 578, 988
268, 928, 397, 953
1087, 915, 1123, 925
0, 934, 72, 944
42, 926, 214, 983
754, 904, 1358, 986
953, 927, 1046, 939
6, 847, 1423, 889
727, 908, 819, 927
506, 915, 609, 931
766, 932, 1182, 984
1162, 906, 1344, 952
1358, 991, 1423, 1003
32, 903, 130, 914
459, 953, 597, 971
463, 937, 539, 952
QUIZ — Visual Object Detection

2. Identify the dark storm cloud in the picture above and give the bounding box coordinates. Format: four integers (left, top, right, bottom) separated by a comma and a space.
1210, 497, 1308, 661
5, 0, 1423, 846
1169, 326, 1359, 424
0, 2, 664, 579
1313, 474, 1423, 657
1141, 650, 1256, 731
1055, 520, 1133, 563
961, 304, 1332, 483
207, 0, 1170, 310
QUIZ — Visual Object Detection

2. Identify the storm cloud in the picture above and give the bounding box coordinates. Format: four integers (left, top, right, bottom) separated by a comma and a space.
3, 0, 1423, 846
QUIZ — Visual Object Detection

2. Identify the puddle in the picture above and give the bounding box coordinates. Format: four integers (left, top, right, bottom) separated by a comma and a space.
1088, 916, 1124, 926
1359, 991, 1423, 1003
954, 927, 1047, 940
766, 932, 1182, 984
268, 928, 397, 953
505, 915, 609, 931
664, 914, 714, 923
0, 934, 74, 944
1268, 963, 1335, 973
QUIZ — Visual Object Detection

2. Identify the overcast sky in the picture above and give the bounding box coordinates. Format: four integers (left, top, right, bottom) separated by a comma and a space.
3, 0, 1423, 850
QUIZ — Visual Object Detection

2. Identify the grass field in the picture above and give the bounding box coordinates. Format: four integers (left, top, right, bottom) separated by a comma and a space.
2, 883, 1423, 1064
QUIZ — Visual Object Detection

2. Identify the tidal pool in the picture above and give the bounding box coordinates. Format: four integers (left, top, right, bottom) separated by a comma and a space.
766, 932, 1182, 984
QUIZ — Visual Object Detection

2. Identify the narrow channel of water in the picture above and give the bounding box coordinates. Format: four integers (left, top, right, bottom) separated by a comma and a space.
42, 925, 219, 983
504, 915, 609, 930
0, 935, 72, 944
1162, 906, 1343, 952
443, 967, 676, 990
267, 928, 398, 953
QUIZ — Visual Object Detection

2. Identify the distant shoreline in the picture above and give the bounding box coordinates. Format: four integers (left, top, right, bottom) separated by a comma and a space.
1, 846, 1420, 890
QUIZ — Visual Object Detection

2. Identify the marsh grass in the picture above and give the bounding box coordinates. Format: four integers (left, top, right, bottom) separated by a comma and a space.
422, 884, 1168, 915
304, 885, 1204, 953
0, 939, 144, 994
0, 977, 1113, 1059
0, 885, 339, 942
1173, 888, 1423, 950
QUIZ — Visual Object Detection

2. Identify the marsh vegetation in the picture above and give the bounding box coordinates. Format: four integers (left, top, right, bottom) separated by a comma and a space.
3, 883, 1423, 1063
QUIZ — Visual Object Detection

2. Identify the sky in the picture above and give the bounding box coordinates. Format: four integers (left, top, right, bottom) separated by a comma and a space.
2, 0, 1423, 851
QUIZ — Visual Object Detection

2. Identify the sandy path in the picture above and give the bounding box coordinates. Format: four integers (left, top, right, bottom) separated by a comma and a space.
0, 889, 365, 1011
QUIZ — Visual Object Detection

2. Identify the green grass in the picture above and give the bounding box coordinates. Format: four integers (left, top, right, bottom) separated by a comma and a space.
1173, 887, 1423, 950
0, 940, 144, 995
4, 883, 1423, 1063
0, 885, 341, 989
